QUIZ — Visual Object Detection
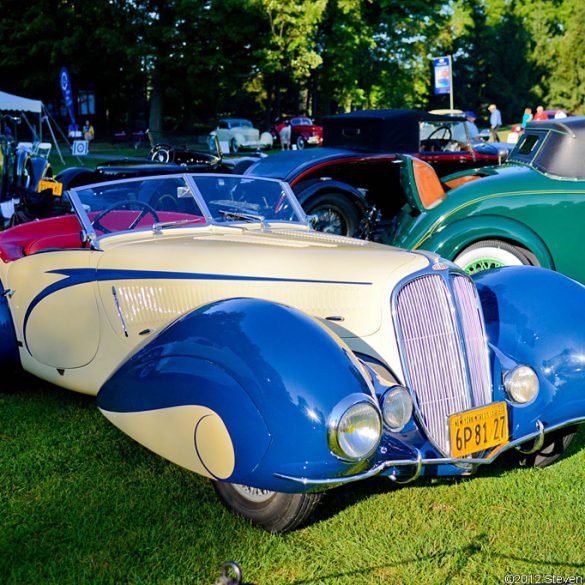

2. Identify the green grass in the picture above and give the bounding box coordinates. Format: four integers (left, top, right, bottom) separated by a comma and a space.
48, 143, 152, 176
1, 375, 584, 584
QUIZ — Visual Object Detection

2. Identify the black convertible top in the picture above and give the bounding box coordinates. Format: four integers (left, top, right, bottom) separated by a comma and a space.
322, 109, 466, 152
509, 116, 585, 179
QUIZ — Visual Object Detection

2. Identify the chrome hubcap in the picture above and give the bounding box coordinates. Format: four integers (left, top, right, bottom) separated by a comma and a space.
232, 484, 275, 503
464, 258, 505, 275
312, 208, 345, 235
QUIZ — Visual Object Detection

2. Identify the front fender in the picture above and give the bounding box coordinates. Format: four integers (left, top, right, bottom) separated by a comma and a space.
416, 214, 554, 269
475, 266, 585, 433
97, 298, 377, 492
296, 180, 369, 213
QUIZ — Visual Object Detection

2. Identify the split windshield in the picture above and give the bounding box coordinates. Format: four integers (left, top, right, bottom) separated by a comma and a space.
69, 174, 305, 237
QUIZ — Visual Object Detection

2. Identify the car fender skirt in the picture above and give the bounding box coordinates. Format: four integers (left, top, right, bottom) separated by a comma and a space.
475, 266, 585, 427
422, 215, 554, 269
98, 298, 376, 491
0, 283, 20, 369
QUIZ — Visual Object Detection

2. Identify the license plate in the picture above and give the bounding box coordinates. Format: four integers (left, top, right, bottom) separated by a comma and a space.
449, 401, 508, 457
38, 180, 63, 196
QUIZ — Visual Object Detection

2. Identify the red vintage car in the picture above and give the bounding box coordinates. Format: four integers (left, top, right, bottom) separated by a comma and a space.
272, 116, 323, 149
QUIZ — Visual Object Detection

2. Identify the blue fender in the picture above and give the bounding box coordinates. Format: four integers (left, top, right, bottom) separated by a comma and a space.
474, 266, 585, 435
296, 180, 369, 213
0, 280, 20, 370
418, 214, 554, 270
97, 298, 376, 492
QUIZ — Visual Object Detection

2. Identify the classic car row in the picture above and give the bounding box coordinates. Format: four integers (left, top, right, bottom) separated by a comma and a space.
1, 167, 585, 532
2, 109, 585, 533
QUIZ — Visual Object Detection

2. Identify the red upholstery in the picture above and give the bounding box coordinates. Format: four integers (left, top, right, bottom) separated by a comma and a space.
0, 212, 205, 263
0, 215, 83, 262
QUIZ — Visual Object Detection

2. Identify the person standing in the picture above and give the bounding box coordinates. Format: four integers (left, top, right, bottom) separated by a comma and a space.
488, 104, 502, 142
83, 120, 95, 142
521, 107, 533, 129
279, 120, 291, 150
533, 106, 548, 121
464, 111, 480, 140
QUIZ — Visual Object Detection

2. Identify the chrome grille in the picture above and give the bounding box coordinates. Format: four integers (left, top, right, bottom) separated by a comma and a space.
394, 273, 492, 455
452, 275, 492, 406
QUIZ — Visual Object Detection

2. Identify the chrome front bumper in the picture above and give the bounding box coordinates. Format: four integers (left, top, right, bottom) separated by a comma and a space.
273, 417, 584, 487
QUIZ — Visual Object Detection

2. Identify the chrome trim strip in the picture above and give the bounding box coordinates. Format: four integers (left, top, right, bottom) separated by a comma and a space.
273, 418, 584, 486
111, 286, 128, 337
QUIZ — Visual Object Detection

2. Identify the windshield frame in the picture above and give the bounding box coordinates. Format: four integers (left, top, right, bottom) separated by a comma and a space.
68, 173, 309, 248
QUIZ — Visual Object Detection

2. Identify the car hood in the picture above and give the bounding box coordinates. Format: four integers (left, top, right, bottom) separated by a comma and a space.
96, 226, 430, 338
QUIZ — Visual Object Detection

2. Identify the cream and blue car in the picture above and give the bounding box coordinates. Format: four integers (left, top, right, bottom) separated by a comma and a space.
0, 173, 584, 532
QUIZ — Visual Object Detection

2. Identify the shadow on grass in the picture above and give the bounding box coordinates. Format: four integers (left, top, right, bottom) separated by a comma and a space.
4, 374, 585, 583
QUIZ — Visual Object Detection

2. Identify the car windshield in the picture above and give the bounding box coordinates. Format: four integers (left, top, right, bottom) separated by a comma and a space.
419, 120, 470, 151
291, 118, 312, 126
227, 119, 253, 128
68, 174, 306, 239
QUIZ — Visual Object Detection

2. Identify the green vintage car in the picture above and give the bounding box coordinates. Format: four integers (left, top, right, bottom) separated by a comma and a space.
389, 117, 585, 282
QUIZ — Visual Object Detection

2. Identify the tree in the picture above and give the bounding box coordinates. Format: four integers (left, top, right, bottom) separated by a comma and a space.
547, 0, 585, 113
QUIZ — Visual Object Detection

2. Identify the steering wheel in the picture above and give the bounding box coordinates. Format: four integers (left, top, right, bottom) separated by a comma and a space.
92, 200, 160, 233
426, 125, 453, 142
149, 143, 175, 163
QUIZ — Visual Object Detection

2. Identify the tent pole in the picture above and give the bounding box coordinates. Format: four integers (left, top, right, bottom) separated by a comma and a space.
42, 108, 66, 165
21, 113, 38, 142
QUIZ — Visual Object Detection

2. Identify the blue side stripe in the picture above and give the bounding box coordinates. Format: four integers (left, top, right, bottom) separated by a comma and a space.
23, 267, 372, 348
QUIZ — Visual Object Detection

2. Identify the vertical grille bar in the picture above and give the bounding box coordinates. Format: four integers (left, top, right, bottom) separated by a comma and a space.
452, 275, 493, 407
395, 273, 491, 455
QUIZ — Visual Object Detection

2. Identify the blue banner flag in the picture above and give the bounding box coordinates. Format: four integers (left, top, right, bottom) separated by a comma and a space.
60, 67, 76, 126
433, 57, 451, 95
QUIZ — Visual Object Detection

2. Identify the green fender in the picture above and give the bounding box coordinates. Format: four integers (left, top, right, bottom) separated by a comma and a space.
415, 214, 555, 269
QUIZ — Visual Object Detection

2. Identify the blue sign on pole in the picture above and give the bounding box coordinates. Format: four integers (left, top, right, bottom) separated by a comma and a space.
433, 57, 451, 95
60, 66, 76, 126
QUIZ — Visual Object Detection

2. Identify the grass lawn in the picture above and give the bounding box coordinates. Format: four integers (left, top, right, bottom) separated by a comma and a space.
1, 374, 584, 584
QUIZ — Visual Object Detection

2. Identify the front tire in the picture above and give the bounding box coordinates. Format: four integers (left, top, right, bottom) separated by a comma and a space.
230, 138, 239, 154
296, 135, 306, 150
517, 426, 578, 468
214, 482, 322, 533
454, 239, 537, 275
304, 192, 362, 237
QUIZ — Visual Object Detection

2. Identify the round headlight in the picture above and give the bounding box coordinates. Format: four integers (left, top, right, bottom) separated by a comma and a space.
329, 398, 382, 460
382, 386, 413, 432
503, 365, 539, 403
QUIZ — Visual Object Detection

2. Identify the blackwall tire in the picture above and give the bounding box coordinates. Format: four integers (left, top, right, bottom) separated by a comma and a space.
305, 192, 362, 237
296, 135, 305, 150
454, 239, 537, 275
213, 482, 322, 533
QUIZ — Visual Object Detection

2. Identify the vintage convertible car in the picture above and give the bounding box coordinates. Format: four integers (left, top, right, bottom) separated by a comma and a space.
209, 118, 273, 153
245, 109, 508, 238
270, 116, 323, 150
1, 172, 584, 533
389, 117, 585, 283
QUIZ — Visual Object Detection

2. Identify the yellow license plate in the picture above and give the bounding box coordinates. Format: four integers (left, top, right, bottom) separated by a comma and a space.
38, 180, 63, 196
449, 401, 508, 457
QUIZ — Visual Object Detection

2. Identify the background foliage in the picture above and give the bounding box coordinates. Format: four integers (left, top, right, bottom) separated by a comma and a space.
0, 0, 582, 133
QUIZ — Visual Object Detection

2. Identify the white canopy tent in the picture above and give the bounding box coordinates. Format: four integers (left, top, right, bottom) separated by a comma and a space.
0, 90, 43, 114
0, 90, 66, 163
